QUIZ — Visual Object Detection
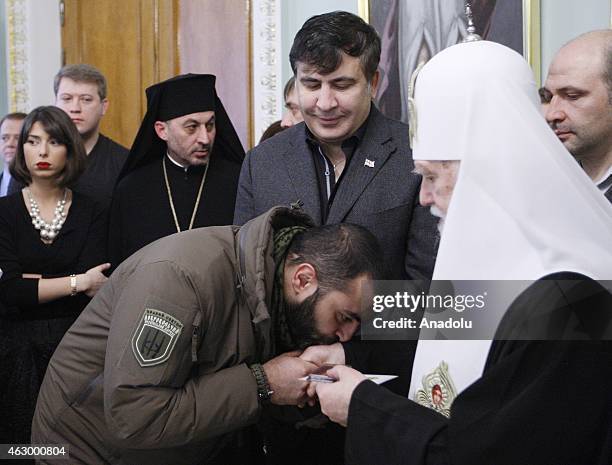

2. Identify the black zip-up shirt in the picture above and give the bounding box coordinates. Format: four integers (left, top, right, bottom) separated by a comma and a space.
305, 108, 371, 223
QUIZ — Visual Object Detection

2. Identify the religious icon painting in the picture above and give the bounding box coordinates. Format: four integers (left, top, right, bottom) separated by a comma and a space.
414, 361, 458, 417
370, 0, 524, 123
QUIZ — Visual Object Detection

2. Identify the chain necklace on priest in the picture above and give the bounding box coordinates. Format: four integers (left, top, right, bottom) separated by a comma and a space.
162, 156, 209, 233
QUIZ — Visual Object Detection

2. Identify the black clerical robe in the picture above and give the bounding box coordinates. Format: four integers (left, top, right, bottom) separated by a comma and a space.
73, 133, 129, 207
108, 155, 241, 267
345, 274, 612, 465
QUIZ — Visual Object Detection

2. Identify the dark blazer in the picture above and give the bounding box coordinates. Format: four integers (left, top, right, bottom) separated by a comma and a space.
605, 185, 611, 203
234, 106, 437, 280
7, 177, 23, 196
0, 172, 22, 196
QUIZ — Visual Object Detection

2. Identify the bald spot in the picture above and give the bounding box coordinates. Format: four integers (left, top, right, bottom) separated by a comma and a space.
550, 30, 612, 86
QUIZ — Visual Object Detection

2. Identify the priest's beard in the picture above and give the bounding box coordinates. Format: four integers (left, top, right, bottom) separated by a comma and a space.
430, 206, 446, 235
284, 288, 339, 350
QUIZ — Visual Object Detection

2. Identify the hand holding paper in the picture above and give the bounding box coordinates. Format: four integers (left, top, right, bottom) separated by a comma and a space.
301, 373, 397, 384
310, 365, 370, 427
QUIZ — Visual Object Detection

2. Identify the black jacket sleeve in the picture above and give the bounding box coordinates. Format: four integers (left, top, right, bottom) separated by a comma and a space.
75, 199, 108, 272
0, 198, 39, 308
107, 183, 126, 271
346, 380, 448, 465
343, 339, 416, 396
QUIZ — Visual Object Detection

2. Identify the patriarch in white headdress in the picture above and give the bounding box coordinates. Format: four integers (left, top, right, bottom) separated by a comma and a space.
312, 40, 612, 465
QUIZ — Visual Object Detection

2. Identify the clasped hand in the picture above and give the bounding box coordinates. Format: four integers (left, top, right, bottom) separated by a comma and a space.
264, 343, 367, 427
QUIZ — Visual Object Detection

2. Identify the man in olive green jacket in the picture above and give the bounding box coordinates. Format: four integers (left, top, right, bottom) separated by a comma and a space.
32, 206, 382, 465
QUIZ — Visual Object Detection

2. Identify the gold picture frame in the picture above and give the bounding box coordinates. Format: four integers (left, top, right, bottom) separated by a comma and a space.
523, 0, 541, 85
358, 0, 370, 23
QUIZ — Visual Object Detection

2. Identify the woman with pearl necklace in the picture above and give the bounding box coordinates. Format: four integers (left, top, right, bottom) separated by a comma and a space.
0, 106, 109, 446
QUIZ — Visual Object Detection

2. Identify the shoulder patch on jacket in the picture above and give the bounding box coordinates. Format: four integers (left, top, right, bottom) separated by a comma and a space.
131, 308, 184, 367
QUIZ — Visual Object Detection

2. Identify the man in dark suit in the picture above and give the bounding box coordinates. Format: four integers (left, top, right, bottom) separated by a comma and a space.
0, 112, 26, 197
54, 64, 129, 207
234, 11, 437, 464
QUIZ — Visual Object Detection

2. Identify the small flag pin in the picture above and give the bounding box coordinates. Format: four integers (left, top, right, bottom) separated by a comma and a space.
364, 159, 375, 168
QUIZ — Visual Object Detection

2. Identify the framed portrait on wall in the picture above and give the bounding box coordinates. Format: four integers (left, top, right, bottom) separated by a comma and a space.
369, 0, 537, 123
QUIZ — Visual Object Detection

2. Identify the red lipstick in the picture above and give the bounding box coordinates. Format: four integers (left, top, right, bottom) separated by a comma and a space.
36, 162, 51, 169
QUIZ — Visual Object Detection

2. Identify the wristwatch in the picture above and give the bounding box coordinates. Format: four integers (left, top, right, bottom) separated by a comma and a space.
249, 363, 274, 404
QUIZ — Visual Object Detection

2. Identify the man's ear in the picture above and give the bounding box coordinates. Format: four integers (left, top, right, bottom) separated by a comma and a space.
289, 262, 319, 300
101, 98, 109, 116
154, 121, 168, 141
369, 70, 380, 98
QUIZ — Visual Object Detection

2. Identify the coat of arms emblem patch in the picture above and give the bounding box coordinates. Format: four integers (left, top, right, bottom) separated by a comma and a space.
132, 308, 183, 367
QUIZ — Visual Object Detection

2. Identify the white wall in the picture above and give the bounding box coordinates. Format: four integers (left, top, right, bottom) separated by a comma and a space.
541, 0, 611, 79
0, 5, 7, 116
26, 0, 61, 108
251, 0, 359, 141
280, 0, 359, 85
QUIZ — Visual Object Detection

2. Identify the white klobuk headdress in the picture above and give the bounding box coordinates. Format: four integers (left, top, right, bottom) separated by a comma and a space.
408, 41, 612, 414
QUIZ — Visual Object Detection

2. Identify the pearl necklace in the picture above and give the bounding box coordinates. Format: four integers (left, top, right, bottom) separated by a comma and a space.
26, 188, 68, 241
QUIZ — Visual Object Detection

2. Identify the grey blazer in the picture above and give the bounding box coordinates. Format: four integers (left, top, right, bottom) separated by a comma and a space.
234, 106, 437, 280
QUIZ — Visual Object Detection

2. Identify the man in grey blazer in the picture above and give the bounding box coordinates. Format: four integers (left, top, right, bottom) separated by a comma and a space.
235, 12, 437, 282
234, 11, 438, 464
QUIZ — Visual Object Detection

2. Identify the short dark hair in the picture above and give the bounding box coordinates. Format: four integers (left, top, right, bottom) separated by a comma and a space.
283, 76, 296, 102
259, 120, 286, 143
11, 106, 87, 188
0, 112, 27, 129
286, 223, 385, 293
54, 64, 107, 100
289, 11, 381, 82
